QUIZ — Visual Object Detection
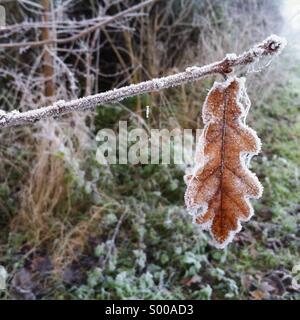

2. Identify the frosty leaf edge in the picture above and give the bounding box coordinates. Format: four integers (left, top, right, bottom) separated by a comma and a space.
184, 76, 263, 249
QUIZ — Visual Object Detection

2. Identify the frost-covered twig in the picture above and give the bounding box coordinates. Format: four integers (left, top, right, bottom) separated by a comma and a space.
0, 0, 156, 49
0, 35, 287, 129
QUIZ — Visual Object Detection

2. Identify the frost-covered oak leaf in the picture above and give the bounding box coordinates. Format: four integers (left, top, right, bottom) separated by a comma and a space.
184, 77, 263, 248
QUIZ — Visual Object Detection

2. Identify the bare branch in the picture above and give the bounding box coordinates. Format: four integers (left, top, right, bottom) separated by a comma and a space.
0, 35, 287, 129
0, 0, 157, 49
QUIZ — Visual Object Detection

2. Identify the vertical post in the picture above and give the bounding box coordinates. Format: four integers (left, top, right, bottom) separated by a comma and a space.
41, 0, 55, 98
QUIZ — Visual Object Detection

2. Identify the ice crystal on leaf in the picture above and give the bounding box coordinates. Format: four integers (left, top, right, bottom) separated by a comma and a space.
184, 77, 263, 248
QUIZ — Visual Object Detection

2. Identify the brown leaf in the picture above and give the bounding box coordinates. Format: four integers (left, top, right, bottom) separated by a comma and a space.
185, 77, 263, 248
250, 289, 270, 300
180, 275, 202, 287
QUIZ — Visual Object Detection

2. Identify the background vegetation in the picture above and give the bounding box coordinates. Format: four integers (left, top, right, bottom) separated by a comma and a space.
0, 0, 299, 299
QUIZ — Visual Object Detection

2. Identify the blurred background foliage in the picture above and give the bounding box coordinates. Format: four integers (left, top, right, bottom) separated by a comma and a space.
0, 0, 299, 299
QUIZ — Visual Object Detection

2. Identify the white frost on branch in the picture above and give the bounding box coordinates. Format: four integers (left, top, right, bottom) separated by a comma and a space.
225, 53, 238, 61
257, 34, 287, 56
0, 35, 287, 129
